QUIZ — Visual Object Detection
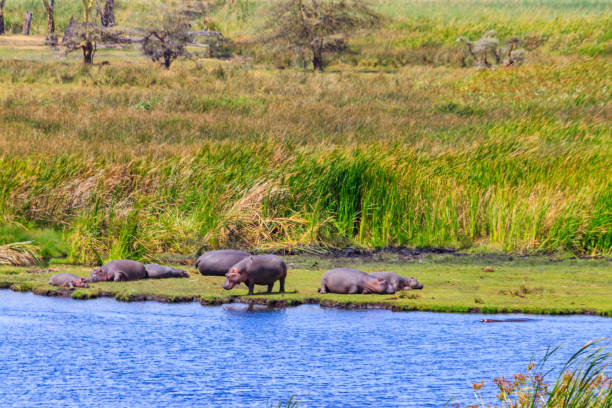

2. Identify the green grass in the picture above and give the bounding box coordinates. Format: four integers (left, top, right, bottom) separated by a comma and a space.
0, 0, 610, 261
1, 256, 611, 315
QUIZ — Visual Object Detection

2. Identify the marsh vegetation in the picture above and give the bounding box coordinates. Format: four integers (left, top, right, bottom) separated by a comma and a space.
0, 0, 609, 263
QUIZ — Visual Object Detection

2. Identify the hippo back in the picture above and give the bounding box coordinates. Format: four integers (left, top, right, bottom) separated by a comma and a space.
145, 263, 189, 279
49, 273, 80, 286
321, 268, 370, 293
233, 255, 287, 283
106, 259, 147, 281
195, 250, 249, 276
369, 272, 399, 286
370, 272, 423, 290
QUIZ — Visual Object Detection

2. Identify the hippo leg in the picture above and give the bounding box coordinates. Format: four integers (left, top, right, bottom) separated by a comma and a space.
279, 276, 285, 293
247, 282, 255, 296
68, 281, 74, 289
267, 283, 274, 293
113, 273, 123, 282
348, 285, 360, 294
319, 285, 327, 294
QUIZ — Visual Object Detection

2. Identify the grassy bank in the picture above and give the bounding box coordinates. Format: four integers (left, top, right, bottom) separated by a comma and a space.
1, 256, 611, 315
0, 0, 610, 261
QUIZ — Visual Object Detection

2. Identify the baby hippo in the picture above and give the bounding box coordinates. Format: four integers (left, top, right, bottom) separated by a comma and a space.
319, 268, 395, 294
144, 263, 189, 279
223, 255, 287, 295
49, 273, 89, 289
89, 259, 147, 282
369, 272, 423, 290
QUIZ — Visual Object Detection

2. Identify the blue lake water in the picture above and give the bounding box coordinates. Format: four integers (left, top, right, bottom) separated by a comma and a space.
0, 290, 610, 407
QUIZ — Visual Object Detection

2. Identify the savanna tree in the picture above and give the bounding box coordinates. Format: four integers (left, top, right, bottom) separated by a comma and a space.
63, 0, 97, 63
457, 31, 526, 68
42, 0, 57, 46
63, 0, 128, 64
142, 0, 227, 69
266, 0, 381, 71
0, 0, 6, 35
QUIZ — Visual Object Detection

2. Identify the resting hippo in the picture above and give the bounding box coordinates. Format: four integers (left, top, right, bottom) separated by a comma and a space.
49, 273, 89, 289
369, 272, 423, 290
223, 255, 287, 295
88, 260, 147, 282
319, 268, 395, 294
481, 318, 535, 323
144, 264, 189, 279
195, 250, 250, 276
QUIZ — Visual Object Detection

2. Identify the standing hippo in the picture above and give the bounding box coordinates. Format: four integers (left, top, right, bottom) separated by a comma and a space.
223, 255, 287, 295
49, 273, 89, 289
195, 250, 250, 276
318, 268, 395, 294
88, 260, 147, 282
144, 264, 189, 279
369, 272, 424, 290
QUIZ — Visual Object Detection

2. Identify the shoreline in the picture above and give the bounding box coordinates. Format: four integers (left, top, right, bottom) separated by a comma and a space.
2, 285, 609, 317
2, 256, 610, 317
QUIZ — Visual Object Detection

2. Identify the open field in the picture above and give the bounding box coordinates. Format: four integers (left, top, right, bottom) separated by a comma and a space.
0, 0, 610, 262
1, 256, 611, 315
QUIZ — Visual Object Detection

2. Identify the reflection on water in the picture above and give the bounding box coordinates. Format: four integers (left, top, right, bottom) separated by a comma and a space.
0, 290, 609, 408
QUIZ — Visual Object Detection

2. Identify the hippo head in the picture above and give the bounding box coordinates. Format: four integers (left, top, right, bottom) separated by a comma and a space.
89, 267, 107, 282
363, 277, 395, 294
403, 277, 423, 290
223, 267, 246, 290
74, 278, 89, 288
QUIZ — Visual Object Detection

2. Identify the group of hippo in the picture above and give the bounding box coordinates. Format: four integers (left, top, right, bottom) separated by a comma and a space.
49, 249, 423, 295
48, 261, 189, 288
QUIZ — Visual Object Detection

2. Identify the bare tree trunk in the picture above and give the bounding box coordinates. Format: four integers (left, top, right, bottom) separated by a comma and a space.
505, 43, 516, 67
312, 46, 323, 71
0, 0, 6, 35
43, 0, 57, 46
101, 0, 115, 27
22, 11, 32, 35
62, 16, 75, 45
83, 41, 94, 64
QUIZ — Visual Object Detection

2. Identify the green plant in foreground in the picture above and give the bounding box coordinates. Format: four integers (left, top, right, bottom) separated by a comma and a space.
266, 395, 300, 408
471, 340, 611, 407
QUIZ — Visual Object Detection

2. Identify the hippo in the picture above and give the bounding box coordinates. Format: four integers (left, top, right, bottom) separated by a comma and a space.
49, 273, 89, 289
223, 255, 287, 295
144, 264, 189, 279
318, 268, 396, 294
88, 259, 148, 282
195, 250, 250, 276
369, 272, 423, 290
480, 318, 535, 323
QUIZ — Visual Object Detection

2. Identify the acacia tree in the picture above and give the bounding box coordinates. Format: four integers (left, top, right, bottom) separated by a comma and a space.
456, 31, 526, 68
142, 0, 228, 69
0, 0, 6, 35
62, 0, 97, 63
42, 0, 57, 46
64, 0, 128, 64
266, 0, 381, 71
